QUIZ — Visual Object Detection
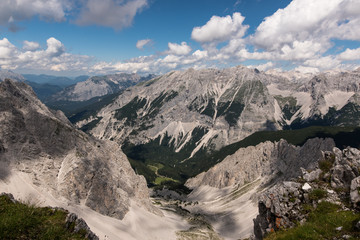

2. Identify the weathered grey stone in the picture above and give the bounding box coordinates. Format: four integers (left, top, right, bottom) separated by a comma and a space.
186, 138, 334, 189
0, 79, 161, 221
52, 73, 153, 101
303, 169, 322, 182
253, 181, 306, 239
350, 176, 360, 207
302, 183, 312, 191
330, 147, 360, 189
254, 146, 360, 239
66, 213, 99, 240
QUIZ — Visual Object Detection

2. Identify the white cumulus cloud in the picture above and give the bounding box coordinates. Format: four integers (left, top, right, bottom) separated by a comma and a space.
166, 42, 192, 55
191, 12, 249, 44
136, 39, 152, 50
75, 0, 148, 30
0, 38, 17, 59
45, 37, 65, 57
0, 0, 69, 25
338, 48, 360, 60
0, 37, 91, 73
304, 56, 341, 70
23, 41, 40, 51
0, 0, 149, 31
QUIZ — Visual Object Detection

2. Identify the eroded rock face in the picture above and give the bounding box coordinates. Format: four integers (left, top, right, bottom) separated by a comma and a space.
186, 138, 335, 189
0, 79, 160, 219
65, 213, 99, 240
350, 176, 360, 207
253, 181, 303, 239
331, 147, 360, 189
254, 146, 360, 239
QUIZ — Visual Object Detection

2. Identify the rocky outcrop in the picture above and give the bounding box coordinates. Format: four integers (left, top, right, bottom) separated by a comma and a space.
186, 138, 335, 189
0, 79, 160, 219
330, 147, 360, 189
350, 177, 360, 207
254, 146, 360, 239
0, 70, 25, 82
65, 213, 99, 240
253, 181, 303, 238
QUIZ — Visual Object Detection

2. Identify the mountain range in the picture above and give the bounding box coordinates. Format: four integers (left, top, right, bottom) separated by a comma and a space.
1, 65, 360, 240
71, 66, 360, 184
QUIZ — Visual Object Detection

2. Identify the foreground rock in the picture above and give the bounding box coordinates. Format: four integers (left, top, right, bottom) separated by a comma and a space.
1, 192, 99, 240
184, 137, 334, 239
0, 79, 160, 219
254, 146, 360, 239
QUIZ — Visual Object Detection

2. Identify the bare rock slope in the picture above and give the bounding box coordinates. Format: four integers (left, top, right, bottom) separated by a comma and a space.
186, 138, 335, 189
0, 79, 159, 219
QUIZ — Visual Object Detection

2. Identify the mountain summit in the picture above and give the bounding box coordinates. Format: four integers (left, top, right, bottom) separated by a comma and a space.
0, 78, 159, 219
77, 66, 360, 155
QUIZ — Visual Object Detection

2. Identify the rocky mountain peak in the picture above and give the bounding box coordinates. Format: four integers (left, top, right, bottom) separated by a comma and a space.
0, 70, 25, 82
0, 79, 160, 220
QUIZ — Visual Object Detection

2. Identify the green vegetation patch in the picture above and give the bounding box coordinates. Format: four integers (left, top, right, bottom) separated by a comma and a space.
125, 125, 360, 189
79, 117, 103, 132
308, 189, 328, 201
154, 176, 179, 185
318, 153, 335, 173
265, 201, 360, 240
123, 126, 210, 185
0, 195, 88, 240
137, 76, 161, 87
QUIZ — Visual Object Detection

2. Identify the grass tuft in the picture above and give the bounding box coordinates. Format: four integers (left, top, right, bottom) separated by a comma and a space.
265, 201, 360, 240
0, 195, 88, 240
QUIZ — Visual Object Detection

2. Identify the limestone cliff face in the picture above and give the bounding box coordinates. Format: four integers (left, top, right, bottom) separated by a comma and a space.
0, 79, 160, 219
253, 146, 360, 239
186, 138, 335, 189
76, 66, 360, 162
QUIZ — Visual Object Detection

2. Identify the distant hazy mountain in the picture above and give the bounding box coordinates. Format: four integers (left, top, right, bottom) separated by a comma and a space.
0, 70, 25, 82
24, 81, 63, 101
23, 74, 87, 87
52, 73, 156, 102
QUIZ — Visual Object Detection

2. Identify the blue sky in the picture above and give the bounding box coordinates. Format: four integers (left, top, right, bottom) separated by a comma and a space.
0, 0, 359, 76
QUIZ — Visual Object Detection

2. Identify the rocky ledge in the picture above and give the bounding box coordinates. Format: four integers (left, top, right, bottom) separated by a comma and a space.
253, 146, 360, 240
